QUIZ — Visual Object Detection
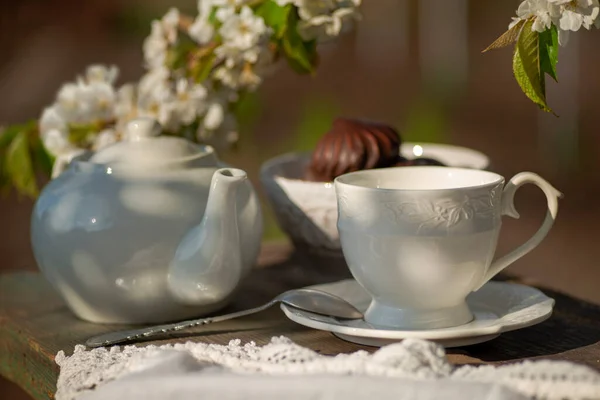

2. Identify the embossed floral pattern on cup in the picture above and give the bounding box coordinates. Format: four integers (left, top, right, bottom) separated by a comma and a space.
383, 187, 503, 234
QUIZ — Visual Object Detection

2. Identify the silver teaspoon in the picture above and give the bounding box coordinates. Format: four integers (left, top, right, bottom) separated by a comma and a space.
85, 288, 363, 348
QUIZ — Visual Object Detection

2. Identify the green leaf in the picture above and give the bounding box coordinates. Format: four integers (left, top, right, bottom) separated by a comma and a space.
281, 9, 318, 74
30, 135, 54, 177
483, 19, 525, 52
208, 7, 219, 25
255, 1, 290, 39
0, 123, 25, 149
539, 25, 559, 82
4, 130, 38, 197
165, 33, 198, 71
191, 52, 216, 83
0, 120, 52, 197
0, 121, 36, 192
512, 19, 555, 115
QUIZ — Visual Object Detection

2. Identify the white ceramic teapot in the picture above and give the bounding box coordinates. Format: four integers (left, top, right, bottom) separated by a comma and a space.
31, 118, 263, 324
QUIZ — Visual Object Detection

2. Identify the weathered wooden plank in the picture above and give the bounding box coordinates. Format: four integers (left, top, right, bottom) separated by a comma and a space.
0, 242, 368, 399
2, 241, 600, 400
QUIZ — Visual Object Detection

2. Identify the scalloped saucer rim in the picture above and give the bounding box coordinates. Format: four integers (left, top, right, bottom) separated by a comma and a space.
280, 279, 554, 348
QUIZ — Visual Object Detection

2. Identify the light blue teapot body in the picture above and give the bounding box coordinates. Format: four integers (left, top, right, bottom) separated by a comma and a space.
31, 118, 263, 324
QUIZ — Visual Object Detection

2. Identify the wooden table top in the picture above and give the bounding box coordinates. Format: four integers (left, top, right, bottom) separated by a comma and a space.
2, 241, 600, 400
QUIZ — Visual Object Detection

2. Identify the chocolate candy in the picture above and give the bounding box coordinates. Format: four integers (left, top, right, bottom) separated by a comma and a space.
304, 117, 447, 181
306, 118, 401, 182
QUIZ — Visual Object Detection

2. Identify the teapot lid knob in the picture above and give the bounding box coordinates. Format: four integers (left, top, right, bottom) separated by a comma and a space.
125, 117, 162, 142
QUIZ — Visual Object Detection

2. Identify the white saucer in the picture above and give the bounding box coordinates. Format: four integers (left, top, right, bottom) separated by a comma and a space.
401, 142, 490, 170
281, 279, 554, 348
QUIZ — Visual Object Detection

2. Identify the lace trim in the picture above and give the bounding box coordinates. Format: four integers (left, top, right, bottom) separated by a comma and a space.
55, 337, 600, 400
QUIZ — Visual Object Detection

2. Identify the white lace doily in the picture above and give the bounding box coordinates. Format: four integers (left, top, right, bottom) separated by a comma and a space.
56, 337, 600, 400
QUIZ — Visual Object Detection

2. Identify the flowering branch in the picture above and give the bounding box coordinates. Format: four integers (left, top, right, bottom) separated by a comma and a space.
0, 0, 361, 198
484, 0, 599, 114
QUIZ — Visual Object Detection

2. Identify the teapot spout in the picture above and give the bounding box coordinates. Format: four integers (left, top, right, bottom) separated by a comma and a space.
167, 168, 247, 306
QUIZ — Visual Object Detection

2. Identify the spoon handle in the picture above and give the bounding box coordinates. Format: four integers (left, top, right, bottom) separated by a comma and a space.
85, 301, 276, 348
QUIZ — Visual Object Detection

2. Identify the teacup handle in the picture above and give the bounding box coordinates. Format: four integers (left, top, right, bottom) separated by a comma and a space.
473, 172, 563, 291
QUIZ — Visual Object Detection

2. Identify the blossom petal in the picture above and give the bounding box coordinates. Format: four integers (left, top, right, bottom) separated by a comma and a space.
560, 10, 583, 31
204, 103, 225, 130
558, 28, 570, 45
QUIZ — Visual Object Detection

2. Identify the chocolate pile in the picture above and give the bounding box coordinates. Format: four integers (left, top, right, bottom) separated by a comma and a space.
304, 117, 445, 182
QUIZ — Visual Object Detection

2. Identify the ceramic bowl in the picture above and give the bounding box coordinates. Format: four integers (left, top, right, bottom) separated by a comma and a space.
260, 143, 490, 257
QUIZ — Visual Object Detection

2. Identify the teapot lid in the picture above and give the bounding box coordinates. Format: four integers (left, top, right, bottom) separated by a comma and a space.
89, 118, 216, 168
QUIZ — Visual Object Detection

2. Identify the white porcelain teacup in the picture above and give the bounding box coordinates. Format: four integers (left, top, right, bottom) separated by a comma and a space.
334, 166, 562, 330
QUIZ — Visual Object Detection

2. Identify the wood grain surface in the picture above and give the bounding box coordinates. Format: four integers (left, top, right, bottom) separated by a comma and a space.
2, 242, 600, 400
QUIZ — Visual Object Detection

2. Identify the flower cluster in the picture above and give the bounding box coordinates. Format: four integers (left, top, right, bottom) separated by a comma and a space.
277, 0, 361, 41
37, 0, 362, 165
39, 65, 120, 160
509, 0, 599, 45
484, 0, 599, 113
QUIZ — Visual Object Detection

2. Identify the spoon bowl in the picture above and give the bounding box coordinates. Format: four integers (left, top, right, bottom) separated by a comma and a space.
279, 288, 364, 319
86, 288, 363, 348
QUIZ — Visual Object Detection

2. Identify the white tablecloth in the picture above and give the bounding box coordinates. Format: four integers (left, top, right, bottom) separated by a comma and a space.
55, 337, 600, 400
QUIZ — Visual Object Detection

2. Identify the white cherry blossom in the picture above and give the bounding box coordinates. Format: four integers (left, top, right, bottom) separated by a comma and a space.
189, 15, 215, 44
36, 0, 358, 161
509, 0, 600, 45
213, 66, 239, 89
216, 6, 236, 22
509, 0, 560, 31
136, 71, 210, 133
49, 65, 119, 129
143, 8, 180, 69
143, 24, 167, 69
197, 0, 216, 16
197, 109, 238, 148
297, 0, 336, 21
293, 0, 361, 41
212, 0, 246, 7
189, 0, 217, 44
219, 6, 268, 50
203, 102, 225, 130
88, 82, 117, 122
85, 65, 119, 85
298, 6, 358, 40
162, 8, 180, 39
174, 79, 208, 125
213, 59, 266, 90
55, 83, 84, 122
40, 107, 67, 138
211, 4, 272, 91
549, 0, 599, 31
214, 40, 262, 68
214, 64, 246, 89
114, 84, 137, 122
239, 66, 262, 88
134, 71, 171, 128
155, 102, 180, 132
39, 107, 75, 157
93, 129, 118, 150
137, 67, 171, 106
43, 129, 75, 157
